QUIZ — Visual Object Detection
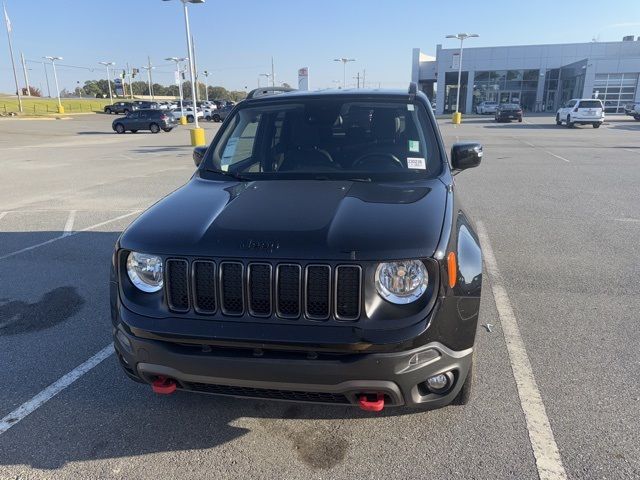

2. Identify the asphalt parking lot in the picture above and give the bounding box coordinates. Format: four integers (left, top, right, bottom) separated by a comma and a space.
1, 112, 639, 480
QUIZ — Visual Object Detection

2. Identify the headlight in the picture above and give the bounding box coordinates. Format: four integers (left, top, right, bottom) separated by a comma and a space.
126, 252, 163, 293
375, 260, 428, 304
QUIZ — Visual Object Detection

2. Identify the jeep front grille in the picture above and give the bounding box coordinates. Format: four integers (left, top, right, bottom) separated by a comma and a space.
165, 260, 362, 321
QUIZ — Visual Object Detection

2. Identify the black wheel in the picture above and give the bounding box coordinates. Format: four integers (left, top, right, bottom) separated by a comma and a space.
162, 127, 173, 132
187, 115, 194, 123
150, 123, 160, 134
213, 114, 221, 122
566, 115, 574, 128
451, 359, 474, 406
114, 123, 125, 134
105, 108, 112, 114
123, 109, 129, 115
593, 123, 600, 128
518, 118, 522, 123
131, 129, 138, 133
205, 115, 211, 121
634, 115, 640, 121
556, 114, 562, 125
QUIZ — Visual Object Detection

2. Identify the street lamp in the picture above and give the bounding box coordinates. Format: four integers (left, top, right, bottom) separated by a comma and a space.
44, 56, 63, 113
98, 61, 115, 104
202, 70, 210, 101
334, 57, 355, 89
259, 73, 271, 87
445, 33, 479, 122
163, 0, 205, 146
141, 65, 155, 100
166, 57, 188, 122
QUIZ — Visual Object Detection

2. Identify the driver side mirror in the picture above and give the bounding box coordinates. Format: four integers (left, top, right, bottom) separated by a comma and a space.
193, 146, 207, 167
451, 142, 482, 172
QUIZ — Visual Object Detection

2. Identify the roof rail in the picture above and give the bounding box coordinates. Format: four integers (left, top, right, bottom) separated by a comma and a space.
408, 82, 418, 100
246, 86, 296, 99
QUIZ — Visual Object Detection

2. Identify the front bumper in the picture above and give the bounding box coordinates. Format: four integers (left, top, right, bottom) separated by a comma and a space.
114, 326, 473, 409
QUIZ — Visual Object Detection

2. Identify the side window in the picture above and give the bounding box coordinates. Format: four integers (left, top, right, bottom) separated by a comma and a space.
566, 100, 577, 108
217, 112, 262, 171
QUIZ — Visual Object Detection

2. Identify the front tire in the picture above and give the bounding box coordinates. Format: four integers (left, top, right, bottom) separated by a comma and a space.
105, 108, 112, 115
566, 115, 574, 128
150, 123, 160, 134
593, 123, 601, 128
187, 115, 194, 123
213, 114, 221, 122
556, 114, 562, 125
162, 127, 173, 132
114, 123, 125, 134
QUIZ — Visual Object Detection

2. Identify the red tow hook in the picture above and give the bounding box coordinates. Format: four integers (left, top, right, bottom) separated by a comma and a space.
152, 376, 177, 395
358, 393, 385, 412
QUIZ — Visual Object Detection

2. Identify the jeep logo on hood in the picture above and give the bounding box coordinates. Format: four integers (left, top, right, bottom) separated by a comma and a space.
240, 239, 280, 254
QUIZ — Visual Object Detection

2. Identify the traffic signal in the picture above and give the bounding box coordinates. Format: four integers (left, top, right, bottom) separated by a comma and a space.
121, 70, 126, 79
132, 68, 139, 78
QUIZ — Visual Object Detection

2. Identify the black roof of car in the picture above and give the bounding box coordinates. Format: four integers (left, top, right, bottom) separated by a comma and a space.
243, 88, 417, 106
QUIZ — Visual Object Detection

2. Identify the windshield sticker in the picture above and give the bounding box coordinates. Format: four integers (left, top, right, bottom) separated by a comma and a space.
221, 137, 238, 169
407, 157, 426, 170
407, 104, 415, 111
408, 140, 420, 153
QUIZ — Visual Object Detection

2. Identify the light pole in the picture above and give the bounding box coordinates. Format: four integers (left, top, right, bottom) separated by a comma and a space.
163, 0, 205, 146
445, 33, 478, 123
202, 70, 210, 101
99, 61, 115, 104
142, 65, 154, 100
334, 57, 355, 89
44, 56, 63, 113
259, 73, 271, 87
166, 57, 188, 122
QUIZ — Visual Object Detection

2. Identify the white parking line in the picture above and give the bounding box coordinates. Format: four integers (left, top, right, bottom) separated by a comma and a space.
623, 148, 640, 155
614, 218, 640, 223
0, 344, 114, 435
544, 151, 570, 163
63, 210, 77, 236
476, 222, 567, 480
0, 210, 140, 261
524, 141, 535, 147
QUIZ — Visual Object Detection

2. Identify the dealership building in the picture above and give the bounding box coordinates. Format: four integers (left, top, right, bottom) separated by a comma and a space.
411, 38, 640, 114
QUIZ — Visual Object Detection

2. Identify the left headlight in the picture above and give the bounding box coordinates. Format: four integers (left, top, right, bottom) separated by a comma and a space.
375, 260, 428, 304
126, 251, 163, 293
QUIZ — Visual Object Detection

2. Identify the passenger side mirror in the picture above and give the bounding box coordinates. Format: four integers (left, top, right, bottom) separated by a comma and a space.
193, 146, 207, 167
451, 142, 482, 172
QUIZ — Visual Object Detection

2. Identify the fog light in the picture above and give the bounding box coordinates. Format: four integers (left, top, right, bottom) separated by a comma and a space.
426, 371, 454, 393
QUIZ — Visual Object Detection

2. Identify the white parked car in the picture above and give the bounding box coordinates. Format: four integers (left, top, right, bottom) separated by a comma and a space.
556, 99, 604, 128
476, 101, 498, 114
170, 107, 204, 123
201, 101, 218, 110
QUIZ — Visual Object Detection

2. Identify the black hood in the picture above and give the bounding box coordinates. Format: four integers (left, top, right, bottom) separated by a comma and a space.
119, 176, 448, 261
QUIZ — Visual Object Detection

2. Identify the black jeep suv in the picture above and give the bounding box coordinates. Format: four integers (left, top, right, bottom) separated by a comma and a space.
110, 85, 483, 411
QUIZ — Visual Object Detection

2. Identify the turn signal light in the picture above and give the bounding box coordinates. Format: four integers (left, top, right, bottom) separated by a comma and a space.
447, 252, 457, 288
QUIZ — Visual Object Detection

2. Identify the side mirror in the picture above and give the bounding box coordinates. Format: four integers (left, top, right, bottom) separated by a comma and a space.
451, 142, 482, 171
193, 146, 207, 167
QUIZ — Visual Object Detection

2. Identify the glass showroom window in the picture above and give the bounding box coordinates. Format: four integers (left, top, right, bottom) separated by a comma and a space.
592, 73, 639, 113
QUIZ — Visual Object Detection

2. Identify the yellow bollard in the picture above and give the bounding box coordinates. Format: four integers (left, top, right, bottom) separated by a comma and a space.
179, 116, 188, 125
190, 128, 206, 146
58, 105, 65, 114
452, 112, 462, 124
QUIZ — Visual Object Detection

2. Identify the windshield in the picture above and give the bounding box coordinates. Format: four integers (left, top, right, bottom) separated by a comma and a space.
205, 98, 441, 180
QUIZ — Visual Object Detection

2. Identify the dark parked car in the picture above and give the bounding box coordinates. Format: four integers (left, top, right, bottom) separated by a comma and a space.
207, 104, 232, 122
111, 84, 483, 412
112, 109, 176, 134
494, 103, 523, 122
104, 101, 138, 115
134, 101, 160, 110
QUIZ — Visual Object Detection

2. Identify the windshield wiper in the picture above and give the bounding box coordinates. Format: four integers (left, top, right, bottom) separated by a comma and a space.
207, 169, 252, 182
311, 175, 372, 182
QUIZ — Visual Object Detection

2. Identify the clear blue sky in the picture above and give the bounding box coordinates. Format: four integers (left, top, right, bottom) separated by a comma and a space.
1, 0, 640, 95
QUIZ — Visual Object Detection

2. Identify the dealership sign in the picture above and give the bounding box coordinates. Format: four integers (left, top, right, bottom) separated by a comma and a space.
298, 67, 309, 91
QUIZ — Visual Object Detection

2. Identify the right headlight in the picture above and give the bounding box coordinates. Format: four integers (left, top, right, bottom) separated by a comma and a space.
126, 251, 164, 293
375, 260, 428, 304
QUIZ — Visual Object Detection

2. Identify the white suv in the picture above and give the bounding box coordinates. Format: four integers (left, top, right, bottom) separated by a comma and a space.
556, 99, 604, 128
476, 101, 498, 114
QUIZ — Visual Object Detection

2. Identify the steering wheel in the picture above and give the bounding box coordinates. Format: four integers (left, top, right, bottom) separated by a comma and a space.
352, 152, 404, 171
